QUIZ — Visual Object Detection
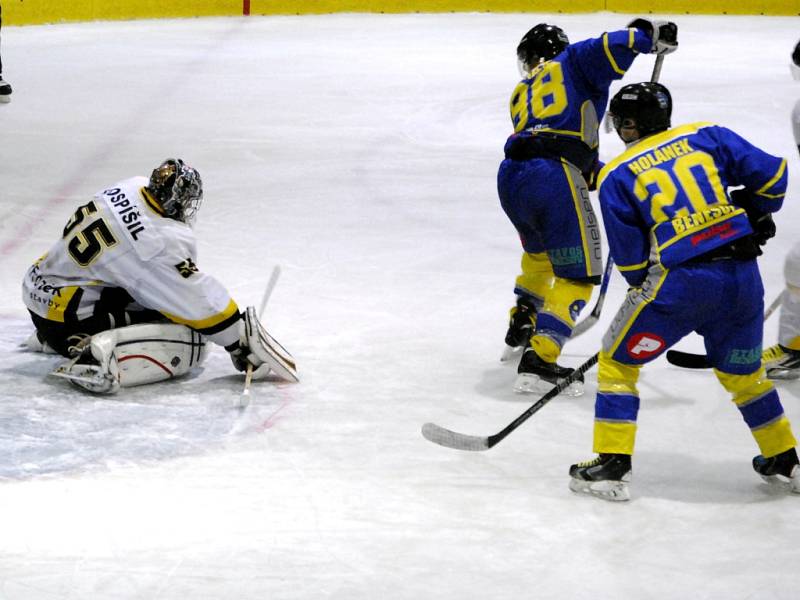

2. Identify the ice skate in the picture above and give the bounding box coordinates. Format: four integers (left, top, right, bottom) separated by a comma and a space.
762, 344, 800, 380
0, 77, 11, 103
752, 447, 800, 493
513, 347, 583, 396
51, 351, 121, 394
569, 453, 632, 501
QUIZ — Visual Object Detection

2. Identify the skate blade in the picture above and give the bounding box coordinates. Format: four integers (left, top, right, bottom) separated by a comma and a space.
758, 474, 800, 494
766, 368, 800, 381
50, 364, 118, 393
513, 373, 584, 397
569, 477, 631, 501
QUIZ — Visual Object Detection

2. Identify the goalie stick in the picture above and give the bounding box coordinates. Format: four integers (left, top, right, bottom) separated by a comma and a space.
243, 265, 282, 397
571, 257, 614, 338
665, 290, 787, 369
422, 352, 599, 451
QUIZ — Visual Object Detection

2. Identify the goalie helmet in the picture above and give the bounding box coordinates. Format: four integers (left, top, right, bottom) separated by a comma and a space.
147, 158, 203, 226
516, 24, 569, 75
609, 82, 672, 140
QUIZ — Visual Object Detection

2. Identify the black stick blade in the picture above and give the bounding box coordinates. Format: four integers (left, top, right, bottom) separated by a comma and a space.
665, 350, 711, 369
421, 423, 490, 451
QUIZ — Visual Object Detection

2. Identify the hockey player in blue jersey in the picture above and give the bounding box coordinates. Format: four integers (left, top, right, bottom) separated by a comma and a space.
498, 18, 677, 396
568, 82, 799, 501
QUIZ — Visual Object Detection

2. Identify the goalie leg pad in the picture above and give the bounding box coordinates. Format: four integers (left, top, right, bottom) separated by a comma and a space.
51, 324, 208, 393
242, 306, 299, 382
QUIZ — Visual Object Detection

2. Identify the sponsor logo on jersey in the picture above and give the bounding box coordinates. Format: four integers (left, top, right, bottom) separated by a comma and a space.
689, 221, 740, 247
175, 258, 199, 278
671, 204, 739, 236
727, 346, 762, 365
626, 332, 665, 359
548, 246, 584, 266
28, 263, 62, 296
104, 187, 146, 241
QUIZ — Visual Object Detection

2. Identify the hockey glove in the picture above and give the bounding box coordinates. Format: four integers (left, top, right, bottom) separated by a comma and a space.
628, 18, 678, 55
750, 212, 776, 246
226, 341, 255, 373
730, 188, 777, 246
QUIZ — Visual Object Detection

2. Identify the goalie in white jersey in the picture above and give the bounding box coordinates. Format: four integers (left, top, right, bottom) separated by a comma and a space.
22, 158, 297, 393
761, 40, 800, 380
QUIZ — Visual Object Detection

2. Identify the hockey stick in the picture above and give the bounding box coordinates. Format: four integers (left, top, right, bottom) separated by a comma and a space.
243, 265, 282, 396
572, 257, 614, 338
666, 290, 786, 369
651, 53, 665, 84
422, 352, 599, 451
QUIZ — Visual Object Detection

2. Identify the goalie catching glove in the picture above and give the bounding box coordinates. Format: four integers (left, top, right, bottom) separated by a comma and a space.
628, 18, 678, 55
226, 306, 299, 382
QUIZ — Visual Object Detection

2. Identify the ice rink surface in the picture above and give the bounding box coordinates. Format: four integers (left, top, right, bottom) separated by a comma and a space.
1, 11, 799, 599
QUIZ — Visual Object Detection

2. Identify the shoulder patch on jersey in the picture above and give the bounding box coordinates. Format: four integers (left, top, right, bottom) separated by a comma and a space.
175, 258, 199, 278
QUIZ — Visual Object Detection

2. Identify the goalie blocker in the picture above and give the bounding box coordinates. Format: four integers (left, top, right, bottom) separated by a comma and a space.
52, 306, 298, 393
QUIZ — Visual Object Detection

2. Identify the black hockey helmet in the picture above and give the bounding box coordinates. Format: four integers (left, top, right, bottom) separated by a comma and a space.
147, 158, 203, 226
792, 40, 800, 81
516, 24, 569, 73
609, 82, 672, 139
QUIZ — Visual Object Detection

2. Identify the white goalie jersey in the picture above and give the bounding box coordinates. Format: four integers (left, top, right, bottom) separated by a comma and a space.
22, 176, 241, 347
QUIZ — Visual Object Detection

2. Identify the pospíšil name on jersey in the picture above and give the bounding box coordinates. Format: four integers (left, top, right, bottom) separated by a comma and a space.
597, 122, 787, 286
504, 27, 653, 173
22, 176, 241, 346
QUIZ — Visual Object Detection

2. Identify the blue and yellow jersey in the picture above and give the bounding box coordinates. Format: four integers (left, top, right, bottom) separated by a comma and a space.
506, 28, 653, 162
597, 122, 788, 285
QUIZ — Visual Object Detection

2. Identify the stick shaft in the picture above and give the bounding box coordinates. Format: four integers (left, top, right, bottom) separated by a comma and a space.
243, 265, 282, 397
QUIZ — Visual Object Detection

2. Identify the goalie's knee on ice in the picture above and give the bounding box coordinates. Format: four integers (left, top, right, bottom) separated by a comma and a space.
54, 323, 208, 393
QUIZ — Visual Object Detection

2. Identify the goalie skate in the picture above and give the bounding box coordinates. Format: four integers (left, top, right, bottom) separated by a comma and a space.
51, 356, 120, 394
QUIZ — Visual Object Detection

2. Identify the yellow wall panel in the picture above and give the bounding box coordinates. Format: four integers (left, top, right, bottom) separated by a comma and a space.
4, 0, 799, 25
247, 0, 603, 13
5, 1, 242, 25
608, 0, 799, 15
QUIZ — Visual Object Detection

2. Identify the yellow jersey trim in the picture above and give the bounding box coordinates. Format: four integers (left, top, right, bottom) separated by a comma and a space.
162, 299, 239, 330
603, 33, 625, 75
562, 159, 592, 274
141, 187, 165, 216
755, 158, 787, 199
46, 285, 80, 323
617, 260, 649, 272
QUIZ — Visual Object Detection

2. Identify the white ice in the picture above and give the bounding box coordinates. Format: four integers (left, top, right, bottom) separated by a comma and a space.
1, 11, 799, 599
